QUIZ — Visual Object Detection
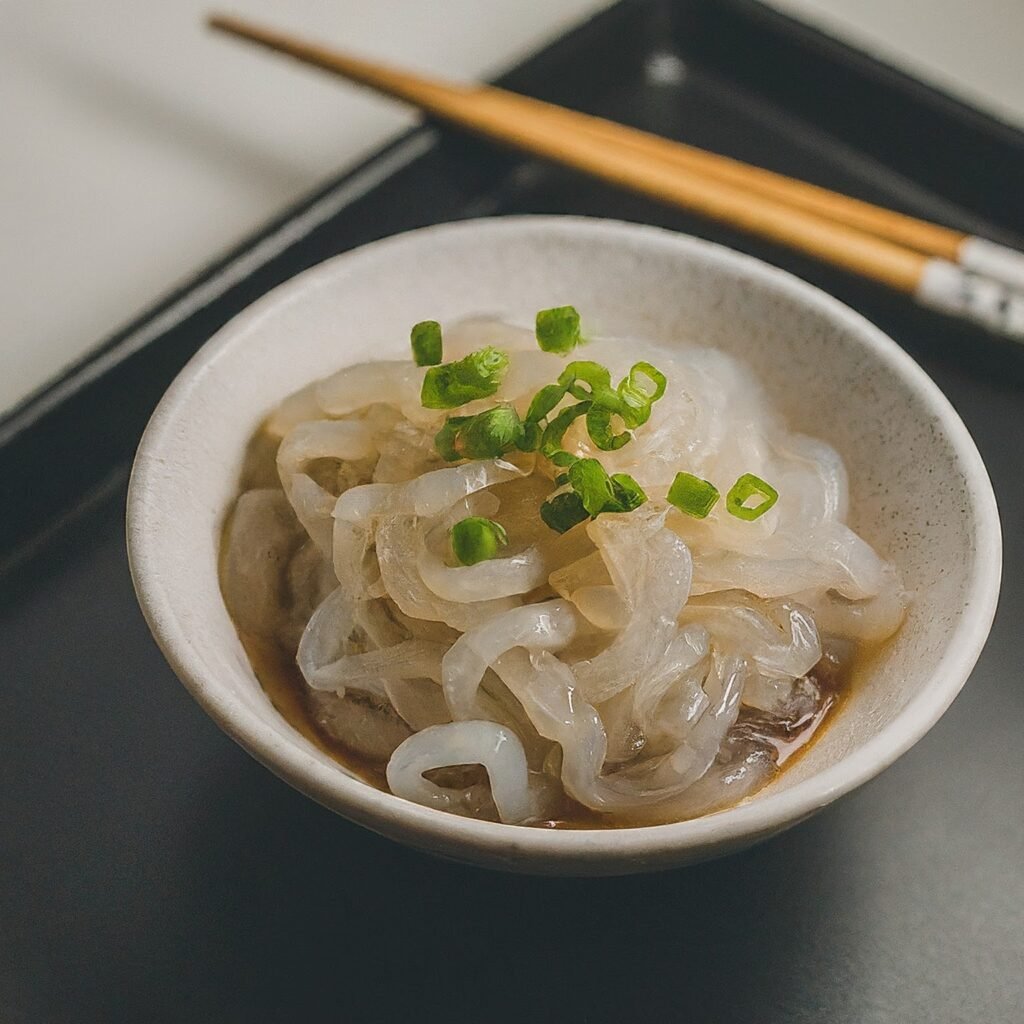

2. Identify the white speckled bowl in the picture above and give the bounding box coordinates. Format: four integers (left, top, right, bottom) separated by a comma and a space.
127, 217, 1000, 875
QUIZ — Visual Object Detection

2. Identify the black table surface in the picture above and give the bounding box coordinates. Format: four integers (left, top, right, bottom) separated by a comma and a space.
2, 2, 1023, 1021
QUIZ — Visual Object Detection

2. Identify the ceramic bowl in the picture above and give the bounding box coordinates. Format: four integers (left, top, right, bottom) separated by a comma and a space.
127, 216, 1000, 875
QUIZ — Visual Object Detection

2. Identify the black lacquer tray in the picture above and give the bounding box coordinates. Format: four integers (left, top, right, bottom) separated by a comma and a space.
3, 2, 1021, 1021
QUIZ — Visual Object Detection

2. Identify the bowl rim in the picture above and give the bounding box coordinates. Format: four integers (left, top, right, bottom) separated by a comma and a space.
127, 215, 1002, 866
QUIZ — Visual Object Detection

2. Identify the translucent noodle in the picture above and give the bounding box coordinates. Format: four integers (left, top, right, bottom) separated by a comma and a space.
221, 318, 907, 827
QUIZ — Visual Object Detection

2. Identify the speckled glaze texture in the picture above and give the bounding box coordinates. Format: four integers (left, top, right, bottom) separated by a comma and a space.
127, 217, 1001, 875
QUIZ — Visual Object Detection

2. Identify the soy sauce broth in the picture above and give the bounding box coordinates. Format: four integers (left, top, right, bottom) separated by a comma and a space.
223, 423, 889, 829
235, 624, 872, 830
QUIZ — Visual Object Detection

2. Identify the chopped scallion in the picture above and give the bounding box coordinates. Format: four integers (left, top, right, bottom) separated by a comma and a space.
567, 458, 617, 515
617, 397, 652, 429
585, 405, 631, 451
539, 492, 589, 534
540, 464, 647, 534
558, 361, 617, 406
536, 306, 583, 355
549, 449, 579, 468
556, 359, 668, 435
453, 405, 525, 459
725, 472, 779, 521
526, 383, 568, 423
617, 361, 666, 427
540, 401, 590, 458
419, 310, 670, 536
623, 361, 666, 401
668, 471, 720, 518
608, 473, 647, 512
450, 516, 508, 565
421, 346, 509, 409
434, 415, 472, 462
410, 320, 443, 366
519, 420, 542, 452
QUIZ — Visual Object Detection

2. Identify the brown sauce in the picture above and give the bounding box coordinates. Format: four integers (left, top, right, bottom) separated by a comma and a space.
223, 424, 883, 829
236, 624, 869, 830
239, 630, 391, 792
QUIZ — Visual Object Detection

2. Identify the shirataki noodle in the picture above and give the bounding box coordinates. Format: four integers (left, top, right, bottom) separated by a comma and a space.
221, 317, 906, 827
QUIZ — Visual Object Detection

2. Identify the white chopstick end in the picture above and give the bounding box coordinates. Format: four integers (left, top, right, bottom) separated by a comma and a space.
958, 236, 1024, 292
917, 259, 1024, 341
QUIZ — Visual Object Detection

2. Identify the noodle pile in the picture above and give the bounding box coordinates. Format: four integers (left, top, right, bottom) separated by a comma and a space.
222, 318, 906, 826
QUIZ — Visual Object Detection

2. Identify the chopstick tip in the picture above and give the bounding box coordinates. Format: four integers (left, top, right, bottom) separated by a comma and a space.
207, 12, 237, 33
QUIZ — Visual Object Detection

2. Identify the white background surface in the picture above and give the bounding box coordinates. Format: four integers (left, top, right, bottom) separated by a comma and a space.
2, 0, 1022, 414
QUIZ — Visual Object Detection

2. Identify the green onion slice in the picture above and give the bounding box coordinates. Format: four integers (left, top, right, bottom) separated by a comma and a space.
434, 406, 528, 461
535, 306, 583, 355
608, 473, 647, 512
526, 383, 568, 423
623, 361, 666, 401
567, 458, 616, 516
540, 401, 590, 458
668, 471, 720, 518
617, 361, 666, 427
558, 361, 616, 404
453, 406, 525, 459
518, 420, 542, 452
540, 466, 647, 533
410, 320, 443, 366
556, 359, 668, 434
434, 415, 473, 462
549, 449, 578, 468
617, 399, 652, 430
585, 405, 631, 451
450, 516, 509, 565
539, 492, 590, 534
725, 472, 779, 521
421, 346, 509, 409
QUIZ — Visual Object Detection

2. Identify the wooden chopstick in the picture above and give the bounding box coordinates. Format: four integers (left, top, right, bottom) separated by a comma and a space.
207, 14, 1024, 340
494, 97, 965, 260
